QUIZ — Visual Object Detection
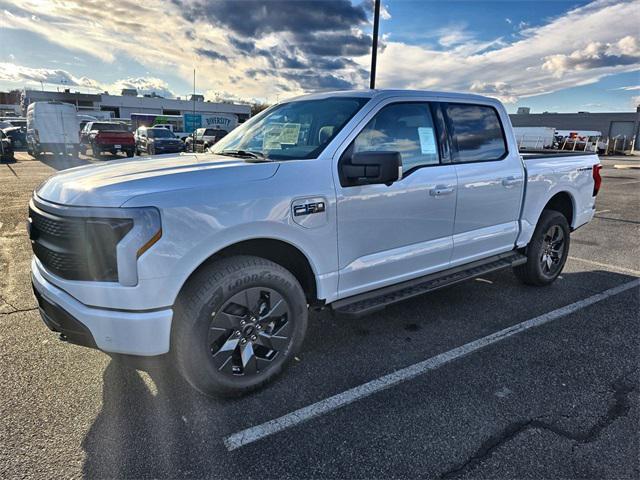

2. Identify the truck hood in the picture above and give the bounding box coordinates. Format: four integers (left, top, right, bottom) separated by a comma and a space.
36, 153, 279, 207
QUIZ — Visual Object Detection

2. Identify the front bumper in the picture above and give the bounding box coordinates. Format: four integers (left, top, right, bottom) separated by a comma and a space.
32, 264, 173, 356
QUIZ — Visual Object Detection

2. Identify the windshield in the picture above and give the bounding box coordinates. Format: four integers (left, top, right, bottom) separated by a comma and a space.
210, 97, 369, 160
92, 123, 128, 131
148, 128, 176, 138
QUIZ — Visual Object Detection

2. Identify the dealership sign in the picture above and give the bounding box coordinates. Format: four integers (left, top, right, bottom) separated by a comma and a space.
183, 113, 238, 133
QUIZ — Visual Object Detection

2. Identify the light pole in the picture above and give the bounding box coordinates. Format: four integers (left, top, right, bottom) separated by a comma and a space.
370, 0, 381, 89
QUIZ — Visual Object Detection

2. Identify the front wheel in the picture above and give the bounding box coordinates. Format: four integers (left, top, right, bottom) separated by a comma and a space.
514, 210, 570, 286
174, 255, 308, 397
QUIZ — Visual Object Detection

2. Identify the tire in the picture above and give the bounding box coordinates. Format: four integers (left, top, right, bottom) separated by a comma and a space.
91, 142, 101, 158
514, 210, 570, 286
148, 144, 155, 156
174, 255, 308, 397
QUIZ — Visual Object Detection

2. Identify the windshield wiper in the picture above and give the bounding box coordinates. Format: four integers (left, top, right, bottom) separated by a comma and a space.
219, 149, 268, 161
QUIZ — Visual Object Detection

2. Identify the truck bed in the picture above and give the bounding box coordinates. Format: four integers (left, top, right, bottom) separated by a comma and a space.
521, 151, 596, 160
517, 151, 599, 248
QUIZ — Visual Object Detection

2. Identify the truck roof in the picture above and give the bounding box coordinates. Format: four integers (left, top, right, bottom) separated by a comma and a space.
284, 89, 496, 104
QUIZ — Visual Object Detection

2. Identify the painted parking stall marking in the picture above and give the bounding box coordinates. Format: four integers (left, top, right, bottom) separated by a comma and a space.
224, 279, 640, 451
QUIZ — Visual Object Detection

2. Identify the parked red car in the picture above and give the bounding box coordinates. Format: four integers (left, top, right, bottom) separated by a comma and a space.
80, 122, 135, 158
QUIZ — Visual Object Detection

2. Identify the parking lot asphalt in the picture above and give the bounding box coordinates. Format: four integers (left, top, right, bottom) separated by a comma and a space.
1, 152, 638, 479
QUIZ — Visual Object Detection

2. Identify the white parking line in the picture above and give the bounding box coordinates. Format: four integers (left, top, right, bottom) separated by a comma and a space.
223, 279, 640, 451
568, 256, 640, 276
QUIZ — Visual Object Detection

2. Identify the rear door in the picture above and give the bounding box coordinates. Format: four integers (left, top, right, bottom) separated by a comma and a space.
442, 101, 524, 264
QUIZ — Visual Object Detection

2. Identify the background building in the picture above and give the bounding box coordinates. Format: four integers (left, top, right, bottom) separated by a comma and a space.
509, 108, 640, 142
19, 88, 251, 123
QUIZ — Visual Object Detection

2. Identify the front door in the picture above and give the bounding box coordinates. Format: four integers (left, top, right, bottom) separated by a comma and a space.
335, 101, 457, 299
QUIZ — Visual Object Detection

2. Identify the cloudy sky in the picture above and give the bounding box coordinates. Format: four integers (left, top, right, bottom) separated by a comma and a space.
0, 0, 638, 112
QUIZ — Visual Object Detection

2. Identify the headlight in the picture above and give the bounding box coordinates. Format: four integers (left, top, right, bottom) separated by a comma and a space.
85, 217, 134, 281
29, 199, 161, 286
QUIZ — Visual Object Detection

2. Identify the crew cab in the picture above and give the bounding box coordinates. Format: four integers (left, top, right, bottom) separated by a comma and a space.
28, 90, 601, 397
80, 121, 135, 158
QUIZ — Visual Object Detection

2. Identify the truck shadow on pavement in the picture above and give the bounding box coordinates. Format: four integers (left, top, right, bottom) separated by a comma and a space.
37, 153, 92, 171
81, 360, 218, 479
80, 269, 638, 479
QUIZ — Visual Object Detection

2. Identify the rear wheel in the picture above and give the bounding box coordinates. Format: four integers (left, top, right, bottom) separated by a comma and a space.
514, 210, 570, 286
174, 255, 308, 397
91, 142, 101, 158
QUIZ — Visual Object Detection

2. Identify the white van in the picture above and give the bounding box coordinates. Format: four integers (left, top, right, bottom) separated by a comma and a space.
26, 102, 80, 156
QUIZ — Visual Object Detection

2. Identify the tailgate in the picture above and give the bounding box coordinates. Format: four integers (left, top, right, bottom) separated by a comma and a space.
96, 132, 135, 145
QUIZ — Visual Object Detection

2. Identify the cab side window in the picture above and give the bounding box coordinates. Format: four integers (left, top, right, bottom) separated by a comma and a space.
445, 104, 507, 162
353, 103, 439, 172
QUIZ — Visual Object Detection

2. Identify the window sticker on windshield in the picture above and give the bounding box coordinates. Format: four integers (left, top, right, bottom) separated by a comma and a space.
263, 123, 283, 149
279, 123, 301, 145
262, 122, 301, 149
418, 127, 437, 154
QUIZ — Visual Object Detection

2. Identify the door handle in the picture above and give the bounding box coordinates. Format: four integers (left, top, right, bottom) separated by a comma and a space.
501, 176, 520, 188
429, 185, 455, 197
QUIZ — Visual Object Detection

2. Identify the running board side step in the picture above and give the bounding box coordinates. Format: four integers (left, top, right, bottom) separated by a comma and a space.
332, 252, 527, 317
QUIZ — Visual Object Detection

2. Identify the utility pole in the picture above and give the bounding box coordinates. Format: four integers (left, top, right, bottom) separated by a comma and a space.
192, 68, 196, 144
369, 0, 381, 89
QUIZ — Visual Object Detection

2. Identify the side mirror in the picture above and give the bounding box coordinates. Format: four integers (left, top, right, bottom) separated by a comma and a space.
342, 151, 403, 186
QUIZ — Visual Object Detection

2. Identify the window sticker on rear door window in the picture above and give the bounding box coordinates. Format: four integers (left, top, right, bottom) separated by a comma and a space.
418, 127, 437, 154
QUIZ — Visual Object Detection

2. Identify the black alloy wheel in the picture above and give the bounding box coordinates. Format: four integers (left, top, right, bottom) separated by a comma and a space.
540, 225, 565, 277
209, 287, 291, 376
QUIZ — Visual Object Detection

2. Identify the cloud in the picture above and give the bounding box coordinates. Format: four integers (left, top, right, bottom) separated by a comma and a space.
109, 78, 175, 97
175, 0, 372, 91
542, 36, 640, 77
177, 0, 370, 63
469, 81, 518, 103
616, 85, 640, 91
0, 63, 176, 97
0, 0, 639, 105
195, 48, 229, 62
371, 0, 640, 103
437, 25, 474, 48
380, 3, 391, 21
0, 62, 85, 86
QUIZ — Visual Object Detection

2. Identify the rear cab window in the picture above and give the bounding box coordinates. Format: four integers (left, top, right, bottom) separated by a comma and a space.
444, 103, 507, 162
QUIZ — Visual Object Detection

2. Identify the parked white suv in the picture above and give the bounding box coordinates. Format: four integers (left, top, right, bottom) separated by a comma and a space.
29, 90, 601, 396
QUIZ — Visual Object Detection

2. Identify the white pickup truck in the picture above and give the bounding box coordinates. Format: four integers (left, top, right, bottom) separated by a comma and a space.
29, 90, 601, 396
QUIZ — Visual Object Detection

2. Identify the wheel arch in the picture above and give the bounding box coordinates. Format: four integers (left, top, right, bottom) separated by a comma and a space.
177, 237, 320, 306
542, 191, 575, 228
